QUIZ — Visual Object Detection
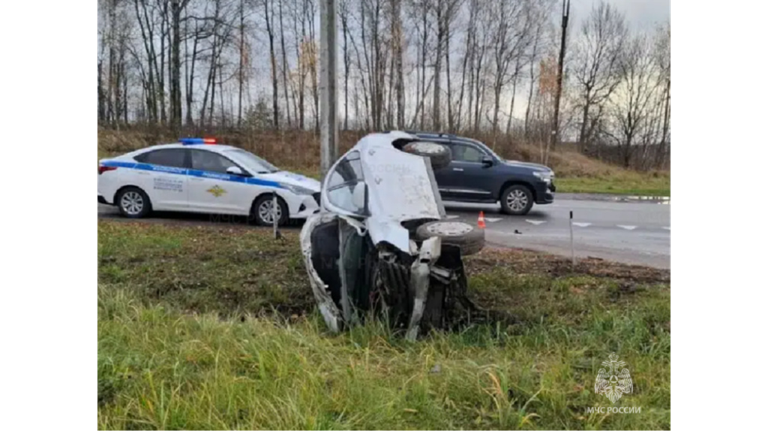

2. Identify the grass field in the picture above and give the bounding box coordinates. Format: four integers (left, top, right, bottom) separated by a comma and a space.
98, 221, 670, 429
555, 175, 670, 196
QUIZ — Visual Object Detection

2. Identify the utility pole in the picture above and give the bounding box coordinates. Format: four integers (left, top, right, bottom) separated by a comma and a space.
319, 0, 339, 178
548, 0, 570, 160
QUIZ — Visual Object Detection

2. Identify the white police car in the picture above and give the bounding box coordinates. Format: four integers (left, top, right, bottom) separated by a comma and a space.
98, 138, 321, 225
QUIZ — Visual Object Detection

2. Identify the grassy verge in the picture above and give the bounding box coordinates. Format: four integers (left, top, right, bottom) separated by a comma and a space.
555, 175, 670, 196
98, 221, 670, 429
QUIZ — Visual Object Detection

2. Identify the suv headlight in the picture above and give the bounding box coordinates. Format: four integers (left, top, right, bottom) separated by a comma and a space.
532, 171, 553, 183
283, 184, 317, 195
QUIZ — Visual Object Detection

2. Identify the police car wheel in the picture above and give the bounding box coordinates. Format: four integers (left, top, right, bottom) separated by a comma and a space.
252, 195, 289, 226
116, 187, 151, 218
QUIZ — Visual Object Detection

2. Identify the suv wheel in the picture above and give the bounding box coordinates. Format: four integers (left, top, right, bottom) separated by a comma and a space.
501, 185, 533, 215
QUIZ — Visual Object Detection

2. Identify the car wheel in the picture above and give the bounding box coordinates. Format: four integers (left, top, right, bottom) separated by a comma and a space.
501, 184, 533, 215
401, 141, 452, 170
252, 194, 289, 226
116, 187, 151, 218
414, 221, 485, 256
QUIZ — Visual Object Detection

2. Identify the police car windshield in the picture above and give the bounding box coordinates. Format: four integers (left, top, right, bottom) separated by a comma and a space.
225, 148, 279, 174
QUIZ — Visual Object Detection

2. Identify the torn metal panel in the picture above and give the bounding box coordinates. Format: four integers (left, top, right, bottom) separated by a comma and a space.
405, 236, 442, 340
300, 212, 343, 332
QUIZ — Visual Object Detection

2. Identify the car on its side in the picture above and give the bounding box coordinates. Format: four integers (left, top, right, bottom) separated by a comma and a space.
301, 131, 486, 339
98, 138, 321, 225
407, 132, 556, 215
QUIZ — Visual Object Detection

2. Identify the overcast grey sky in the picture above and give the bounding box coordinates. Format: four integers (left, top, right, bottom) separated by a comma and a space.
572, 0, 670, 30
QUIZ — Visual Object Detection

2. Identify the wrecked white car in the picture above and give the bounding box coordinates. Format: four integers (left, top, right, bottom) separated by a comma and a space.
300, 131, 485, 339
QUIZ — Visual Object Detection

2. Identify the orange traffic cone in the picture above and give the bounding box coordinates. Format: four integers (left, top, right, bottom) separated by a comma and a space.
477, 211, 486, 229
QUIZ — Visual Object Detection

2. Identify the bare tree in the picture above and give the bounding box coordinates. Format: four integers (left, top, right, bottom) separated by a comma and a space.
169, 0, 192, 130
278, 0, 293, 127
606, 34, 659, 168
261, 0, 280, 128
572, 1, 627, 152
456, 0, 477, 132
392, 0, 405, 129
432, 0, 461, 130
236, 0, 245, 126
340, 0, 351, 130
487, 0, 531, 148
653, 21, 670, 166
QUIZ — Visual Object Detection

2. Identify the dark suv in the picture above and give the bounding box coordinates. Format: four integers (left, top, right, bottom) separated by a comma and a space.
410, 132, 555, 215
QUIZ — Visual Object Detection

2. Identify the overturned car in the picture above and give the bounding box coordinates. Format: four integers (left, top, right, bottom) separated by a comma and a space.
300, 131, 486, 339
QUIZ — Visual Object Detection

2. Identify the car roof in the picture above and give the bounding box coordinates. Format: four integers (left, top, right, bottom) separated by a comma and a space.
127, 142, 241, 155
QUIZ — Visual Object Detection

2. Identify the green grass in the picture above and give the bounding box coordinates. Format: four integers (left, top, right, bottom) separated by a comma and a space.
98, 221, 670, 429
555, 175, 670, 196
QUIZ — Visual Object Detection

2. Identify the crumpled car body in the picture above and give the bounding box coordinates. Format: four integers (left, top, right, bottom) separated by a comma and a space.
300, 131, 484, 339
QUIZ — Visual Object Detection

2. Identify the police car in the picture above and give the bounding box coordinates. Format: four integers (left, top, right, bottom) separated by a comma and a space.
98, 138, 321, 226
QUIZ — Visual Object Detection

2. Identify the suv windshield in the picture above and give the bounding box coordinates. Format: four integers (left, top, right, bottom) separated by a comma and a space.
225, 148, 279, 174
464, 138, 500, 160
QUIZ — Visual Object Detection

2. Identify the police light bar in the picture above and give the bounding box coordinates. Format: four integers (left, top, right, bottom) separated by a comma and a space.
179, 138, 217, 145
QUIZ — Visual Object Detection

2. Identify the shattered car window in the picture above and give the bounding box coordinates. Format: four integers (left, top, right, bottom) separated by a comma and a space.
327, 151, 366, 215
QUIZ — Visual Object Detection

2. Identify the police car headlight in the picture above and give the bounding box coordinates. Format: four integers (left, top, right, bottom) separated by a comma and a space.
283, 184, 316, 195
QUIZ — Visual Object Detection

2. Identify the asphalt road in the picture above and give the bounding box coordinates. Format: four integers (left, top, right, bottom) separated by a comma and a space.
98, 193, 670, 269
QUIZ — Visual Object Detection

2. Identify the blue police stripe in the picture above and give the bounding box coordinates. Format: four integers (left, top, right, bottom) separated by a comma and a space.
101, 160, 284, 188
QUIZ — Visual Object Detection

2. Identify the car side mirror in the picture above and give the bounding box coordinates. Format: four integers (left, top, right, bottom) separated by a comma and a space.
481, 155, 494, 167
226, 166, 249, 177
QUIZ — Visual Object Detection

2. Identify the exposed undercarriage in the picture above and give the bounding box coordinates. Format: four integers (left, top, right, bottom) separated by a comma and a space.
302, 214, 484, 339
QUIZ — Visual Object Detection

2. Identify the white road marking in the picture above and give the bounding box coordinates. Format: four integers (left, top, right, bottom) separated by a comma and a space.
572, 222, 592, 227
445, 215, 459, 219
617, 225, 637, 230
526, 219, 546, 225
485, 217, 502, 222
663, 226, 670, 230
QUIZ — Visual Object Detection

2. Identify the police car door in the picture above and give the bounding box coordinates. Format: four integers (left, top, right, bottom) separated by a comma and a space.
187, 149, 250, 214
133, 148, 190, 210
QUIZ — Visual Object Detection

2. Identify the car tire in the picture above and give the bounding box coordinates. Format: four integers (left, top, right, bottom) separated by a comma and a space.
116, 186, 152, 218
414, 221, 485, 256
402, 141, 452, 170
252, 194, 289, 226
500, 184, 534, 215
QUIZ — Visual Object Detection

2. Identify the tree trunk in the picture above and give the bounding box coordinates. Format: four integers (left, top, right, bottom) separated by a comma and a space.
505, 72, 519, 136
170, 0, 187, 131
264, 0, 279, 128
433, 2, 442, 130
394, 0, 404, 129
238, 0, 245, 127
98, 60, 106, 125
279, 0, 292, 127
341, 6, 350, 130
578, 98, 591, 152
445, 21, 453, 132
